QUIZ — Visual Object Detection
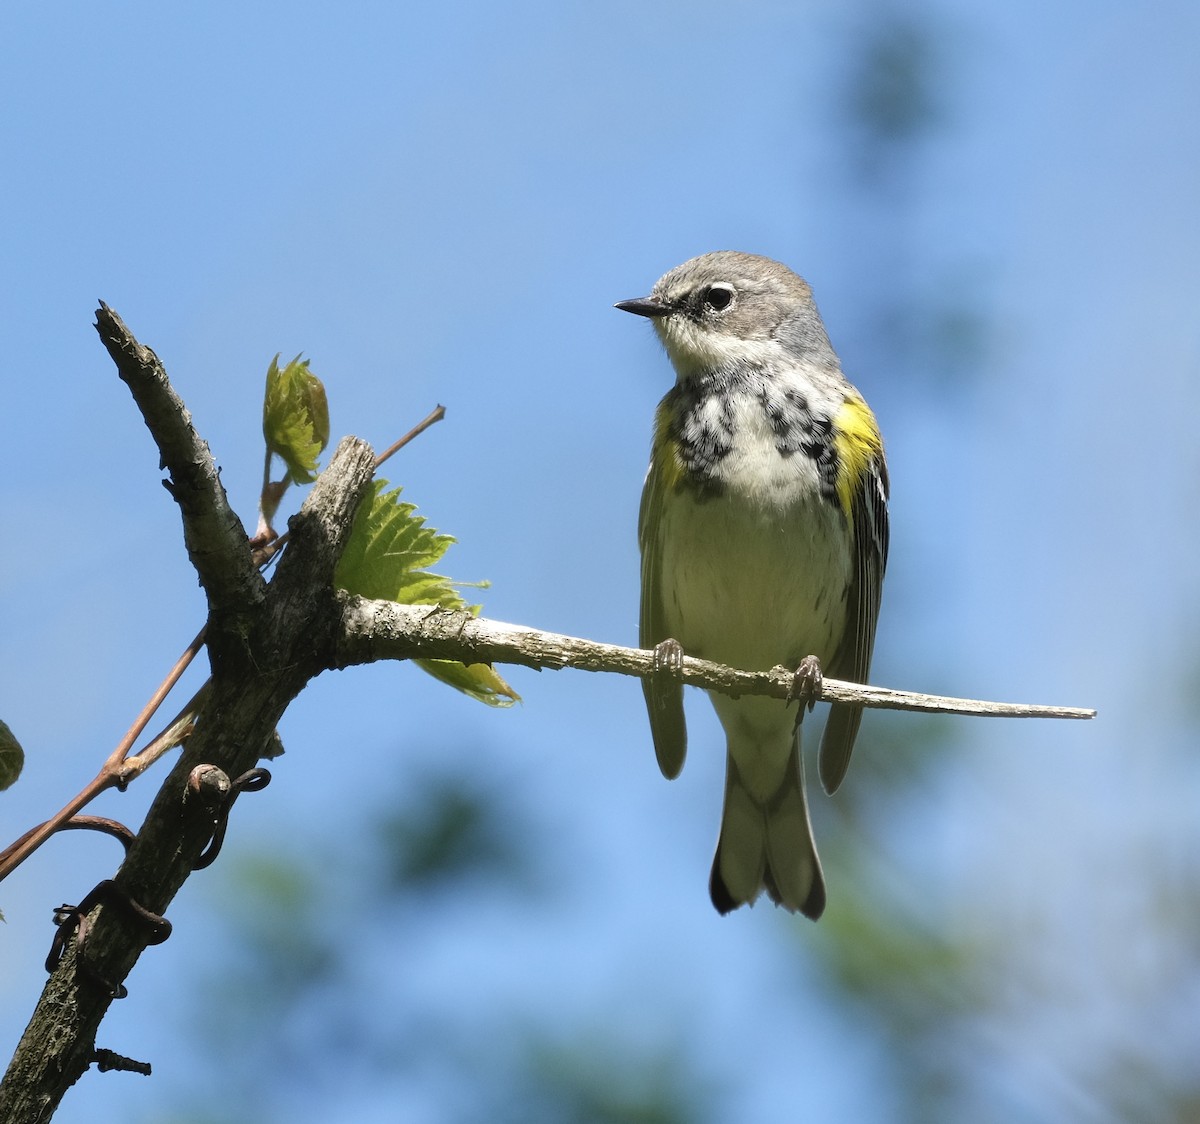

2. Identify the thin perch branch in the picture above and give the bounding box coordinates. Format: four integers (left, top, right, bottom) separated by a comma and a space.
335, 600, 1096, 720
373, 404, 445, 468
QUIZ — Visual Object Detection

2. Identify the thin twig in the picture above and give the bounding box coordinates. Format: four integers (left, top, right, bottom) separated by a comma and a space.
336, 600, 1097, 720
373, 404, 446, 468
251, 404, 446, 567
110, 629, 206, 766
0, 630, 207, 884
119, 682, 212, 781
57, 817, 137, 853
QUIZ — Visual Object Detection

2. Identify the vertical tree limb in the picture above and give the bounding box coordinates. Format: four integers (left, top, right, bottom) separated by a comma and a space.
0, 321, 377, 1121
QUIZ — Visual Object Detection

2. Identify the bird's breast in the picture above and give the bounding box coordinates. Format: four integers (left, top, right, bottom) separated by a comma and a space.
655, 477, 853, 676
669, 371, 842, 508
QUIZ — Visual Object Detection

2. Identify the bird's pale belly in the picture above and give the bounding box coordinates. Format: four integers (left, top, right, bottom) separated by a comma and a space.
657, 487, 853, 677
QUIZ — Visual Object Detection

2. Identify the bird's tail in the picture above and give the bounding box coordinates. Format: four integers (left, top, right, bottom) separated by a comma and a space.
709, 737, 826, 920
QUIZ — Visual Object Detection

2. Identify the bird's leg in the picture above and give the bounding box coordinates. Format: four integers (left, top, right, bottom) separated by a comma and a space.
652, 638, 686, 677
787, 654, 824, 713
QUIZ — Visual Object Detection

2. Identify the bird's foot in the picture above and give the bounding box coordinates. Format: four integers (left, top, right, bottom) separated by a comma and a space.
652, 638, 685, 678
787, 655, 824, 713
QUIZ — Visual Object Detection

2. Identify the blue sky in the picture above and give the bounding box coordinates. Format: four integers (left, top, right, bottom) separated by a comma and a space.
3, 2, 1199, 1121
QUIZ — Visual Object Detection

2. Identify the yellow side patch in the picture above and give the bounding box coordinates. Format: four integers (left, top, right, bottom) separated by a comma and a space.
833, 395, 884, 516
651, 400, 686, 493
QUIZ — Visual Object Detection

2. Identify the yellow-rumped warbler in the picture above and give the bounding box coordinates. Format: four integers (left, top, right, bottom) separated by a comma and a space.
617, 251, 889, 919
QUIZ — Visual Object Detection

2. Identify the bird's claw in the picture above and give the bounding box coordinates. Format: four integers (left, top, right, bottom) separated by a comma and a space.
653, 638, 685, 677
787, 655, 824, 713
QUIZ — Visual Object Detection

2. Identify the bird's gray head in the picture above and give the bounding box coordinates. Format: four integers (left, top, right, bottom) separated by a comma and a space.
616, 251, 838, 380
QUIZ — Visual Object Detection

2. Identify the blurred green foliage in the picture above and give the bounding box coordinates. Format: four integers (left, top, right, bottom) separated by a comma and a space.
377, 770, 537, 893
156, 764, 718, 1124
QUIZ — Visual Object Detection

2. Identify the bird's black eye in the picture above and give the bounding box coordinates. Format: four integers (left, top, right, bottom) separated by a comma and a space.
702, 283, 734, 311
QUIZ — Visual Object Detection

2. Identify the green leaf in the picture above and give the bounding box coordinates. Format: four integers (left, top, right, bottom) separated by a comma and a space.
0, 719, 25, 791
262, 354, 330, 485
336, 479, 456, 602
337, 479, 519, 707
418, 659, 520, 706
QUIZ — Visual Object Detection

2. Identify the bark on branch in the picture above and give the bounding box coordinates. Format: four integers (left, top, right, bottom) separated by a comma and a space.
336, 600, 1096, 721
0, 384, 377, 1123
94, 303, 265, 617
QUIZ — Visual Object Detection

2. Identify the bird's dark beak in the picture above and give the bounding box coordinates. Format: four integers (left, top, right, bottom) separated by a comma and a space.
615, 296, 671, 319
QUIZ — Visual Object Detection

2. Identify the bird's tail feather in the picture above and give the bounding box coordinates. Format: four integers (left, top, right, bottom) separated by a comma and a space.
709, 740, 826, 920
